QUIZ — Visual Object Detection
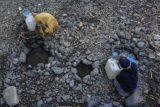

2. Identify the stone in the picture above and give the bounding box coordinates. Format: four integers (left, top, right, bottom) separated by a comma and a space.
44, 72, 50, 76
19, 52, 26, 63
86, 50, 91, 54
73, 74, 82, 82
99, 102, 112, 107
31, 43, 39, 49
109, 38, 114, 43
3, 86, 19, 106
137, 42, 145, 49
134, 28, 141, 35
69, 55, 77, 62
74, 85, 83, 94
10, 52, 17, 60
90, 68, 99, 76
5, 78, 10, 84
46, 97, 52, 103
62, 95, 70, 102
57, 96, 62, 103
143, 59, 150, 66
81, 27, 88, 35
148, 54, 155, 60
133, 47, 139, 55
125, 88, 143, 107
59, 46, 66, 53
51, 67, 63, 74
13, 58, 18, 64
114, 41, 121, 45
117, 31, 125, 38
85, 96, 101, 107
0, 97, 5, 105
0, 8, 5, 12
82, 59, 92, 65
124, 44, 132, 50
143, 90, 149, 94
92, 55, 97, 61
157, 99, 160, 104
37, 100, 43, 107
37, 40, 43, 45
55, 77, 59, 82
26, 71, 35, 77
113, 101, 120, 106
84, 0, 90, 3
52, 61, 57, 66
126, 33, 131, 40
30, 89, 36, 94
111, 34, 119, 40
64, 42, 70, 47
23, 47, 31, 55
69, 80, 74, 88
71, 67, 78, 74
48, 57, 54, 63
83, 75, 90, 83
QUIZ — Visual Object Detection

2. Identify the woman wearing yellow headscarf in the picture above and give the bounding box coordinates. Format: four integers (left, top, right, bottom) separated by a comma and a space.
32, 12, 59, 36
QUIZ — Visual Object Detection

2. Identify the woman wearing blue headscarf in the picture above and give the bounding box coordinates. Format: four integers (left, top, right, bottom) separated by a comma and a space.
114, 54, 138, 97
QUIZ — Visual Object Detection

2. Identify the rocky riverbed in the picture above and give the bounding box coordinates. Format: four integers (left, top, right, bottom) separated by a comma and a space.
0, 0, 160, 107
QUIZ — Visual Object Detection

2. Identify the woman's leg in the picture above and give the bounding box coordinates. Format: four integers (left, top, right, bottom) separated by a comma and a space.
114, 79, 130, 97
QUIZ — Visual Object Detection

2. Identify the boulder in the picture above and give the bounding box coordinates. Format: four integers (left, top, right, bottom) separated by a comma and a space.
90, 68, 99, 76
85, 96, 101, 107
125, 88, 143, 107
51, 67, 63, 74
3, 86, 19, 106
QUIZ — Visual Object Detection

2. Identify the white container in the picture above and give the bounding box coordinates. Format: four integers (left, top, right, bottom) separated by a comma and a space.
25, 14, 36, 31
105, 58, 120, 80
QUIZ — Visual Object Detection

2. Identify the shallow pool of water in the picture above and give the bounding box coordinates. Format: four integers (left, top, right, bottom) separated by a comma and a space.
76, 62, 93, 78
26, 48, 51, 67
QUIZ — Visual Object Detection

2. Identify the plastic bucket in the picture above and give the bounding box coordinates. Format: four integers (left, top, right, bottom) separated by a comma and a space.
22, 9, 30, 17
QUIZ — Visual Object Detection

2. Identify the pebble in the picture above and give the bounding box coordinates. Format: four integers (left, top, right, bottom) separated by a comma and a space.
137, 42, 145, 49
113, 101, 120, 106
46, 97, 52, 103
148, 54, 155, 60
37, 100, 43, 107
30, 89, 36, 94
64, 42, 70, 47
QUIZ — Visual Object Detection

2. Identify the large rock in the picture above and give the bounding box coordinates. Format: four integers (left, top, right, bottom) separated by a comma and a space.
85, 96, 101, 107
111, 34, 119, 40
125, 88, 143, 107
62, 95, 70, 102
133, 47, 139, 55
92, 61, 99, 69
73, 74, 82, 82
3, 86, 19, 106
137, 42, 145, 49
83, 75, 90, 83
26, 71, 36, 77
117, 31, 125, 38
37, 100, 43, 107
82, 59, 92, 65
90, 68, 99, 76
148, 54, 155, 61
51, 67, 63, 74
19, 52, 26, 63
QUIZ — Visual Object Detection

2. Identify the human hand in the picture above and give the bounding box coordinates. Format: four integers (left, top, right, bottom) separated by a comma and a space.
120, 54, 127, 58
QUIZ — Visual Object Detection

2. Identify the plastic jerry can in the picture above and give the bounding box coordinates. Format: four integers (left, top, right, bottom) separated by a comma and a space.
25, 14, 36, 31
105, 58, 120, 80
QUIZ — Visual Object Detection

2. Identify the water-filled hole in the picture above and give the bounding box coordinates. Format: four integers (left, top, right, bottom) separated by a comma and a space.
26, 47, 51, 67
76, 61, 93, 78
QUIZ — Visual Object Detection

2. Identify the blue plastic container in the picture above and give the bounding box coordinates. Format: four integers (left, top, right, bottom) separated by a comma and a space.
22, 9, 30, 17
